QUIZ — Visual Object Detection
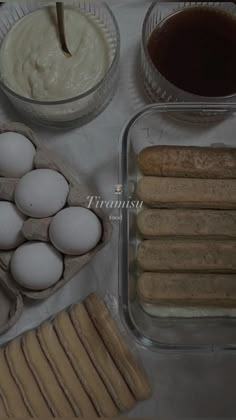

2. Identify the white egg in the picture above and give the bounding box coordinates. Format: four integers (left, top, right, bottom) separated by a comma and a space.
49, 207, 102, 255
14, 169, 69, 218
11, 242, 64, 290
0, 201, 26, 250
0, 132, 35, 178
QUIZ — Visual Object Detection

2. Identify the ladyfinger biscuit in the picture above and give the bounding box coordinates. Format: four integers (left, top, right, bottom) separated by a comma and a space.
22, 330, 75, 417
0, 394, 8, 417
0, 349, 30, 417
137, 239, 236, 273
136, 177, 236, 209
85, 293, 151, 401
6, 338, 52, 417
137, 272, 236, 306
54, 311, 118, 417
37, 321, 97, 417
70, 303, 136, 412
137, 209, 236, 238
138, 146, 236, 178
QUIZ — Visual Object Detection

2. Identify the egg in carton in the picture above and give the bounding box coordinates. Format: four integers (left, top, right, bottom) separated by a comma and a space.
0, 122, 112, 332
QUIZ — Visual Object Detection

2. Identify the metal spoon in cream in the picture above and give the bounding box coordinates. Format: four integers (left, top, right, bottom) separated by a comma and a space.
0, 7, 110, 101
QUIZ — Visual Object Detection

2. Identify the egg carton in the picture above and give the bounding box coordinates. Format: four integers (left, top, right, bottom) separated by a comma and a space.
0, 122, 112, 335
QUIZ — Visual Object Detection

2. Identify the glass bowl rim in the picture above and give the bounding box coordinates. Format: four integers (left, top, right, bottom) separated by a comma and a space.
142, 1, 236, 102
0, 0, 120, 106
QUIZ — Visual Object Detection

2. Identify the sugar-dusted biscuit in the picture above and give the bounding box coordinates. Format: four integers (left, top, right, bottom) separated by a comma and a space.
137, 272, 236, 306
85, 294, 151, 401
138, 146, 236, 178
136, 176, 236, 209
37, 321, 97, 417
70, 303, 135, 412
22, 330, 75, 416
6, 338, 52, 416
54, 310, 118, 417
137, 239, 236, 273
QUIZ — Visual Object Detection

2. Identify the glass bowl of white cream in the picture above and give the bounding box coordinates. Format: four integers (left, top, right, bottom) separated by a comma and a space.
0, 1, 120, 128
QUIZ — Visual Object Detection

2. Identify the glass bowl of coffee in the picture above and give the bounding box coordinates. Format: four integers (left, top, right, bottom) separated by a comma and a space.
141, 1, 236, 107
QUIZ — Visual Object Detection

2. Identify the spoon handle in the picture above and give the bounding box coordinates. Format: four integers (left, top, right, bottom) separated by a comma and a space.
56, 2, 71, 57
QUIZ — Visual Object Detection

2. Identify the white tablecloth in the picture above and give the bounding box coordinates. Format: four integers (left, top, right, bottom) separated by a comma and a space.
0, 1, 236, 416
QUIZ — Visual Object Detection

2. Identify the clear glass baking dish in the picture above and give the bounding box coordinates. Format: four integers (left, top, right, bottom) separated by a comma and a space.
119, 103, 236, 352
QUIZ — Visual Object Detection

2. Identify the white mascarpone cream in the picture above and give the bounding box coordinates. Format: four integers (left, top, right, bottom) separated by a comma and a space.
0, 7, 110, 101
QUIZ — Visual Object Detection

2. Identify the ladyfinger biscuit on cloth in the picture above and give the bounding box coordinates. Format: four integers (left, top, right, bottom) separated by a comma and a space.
6, 338, 52, 417
70, 303, 136, 412
37, 321, 97, 417
22, 330, 75, 417
0, 394, 8, 417
138, 145, 236, 178
54, 311, 118, 417
85, 293, 151, 401
137, 272, 236, 306
0, 349, 30, 417
136, 177, 236, 209
137, 209, 236, 238
137, 240, 236, 273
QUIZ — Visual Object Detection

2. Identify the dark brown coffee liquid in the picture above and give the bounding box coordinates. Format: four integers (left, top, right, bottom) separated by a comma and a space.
147, 7, 236, 97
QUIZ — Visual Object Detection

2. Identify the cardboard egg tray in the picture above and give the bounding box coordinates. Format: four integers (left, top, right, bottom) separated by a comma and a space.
0, 122, 112, 335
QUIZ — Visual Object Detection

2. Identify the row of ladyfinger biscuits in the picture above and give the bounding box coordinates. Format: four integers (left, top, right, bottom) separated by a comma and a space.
136, 146, 236, 306
137, 241, 236, 306
137, 145, 236, 208
0, 293, 151, 417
